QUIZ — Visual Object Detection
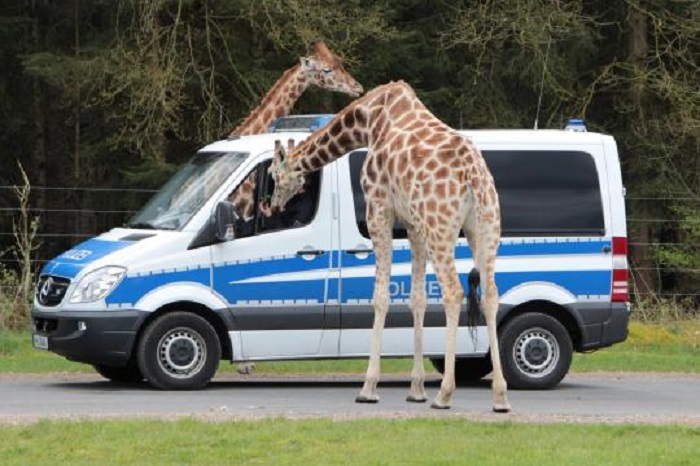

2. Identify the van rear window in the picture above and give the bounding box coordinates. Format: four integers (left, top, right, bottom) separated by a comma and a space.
348, 149, 605, 238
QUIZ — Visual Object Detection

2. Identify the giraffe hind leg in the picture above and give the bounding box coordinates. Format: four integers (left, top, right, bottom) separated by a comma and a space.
406, 226, 428, 403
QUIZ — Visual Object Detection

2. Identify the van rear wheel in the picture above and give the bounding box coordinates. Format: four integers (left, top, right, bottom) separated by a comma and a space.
430, 356, 493, 384
137, 312, 221, 390
499, 312, 573, 389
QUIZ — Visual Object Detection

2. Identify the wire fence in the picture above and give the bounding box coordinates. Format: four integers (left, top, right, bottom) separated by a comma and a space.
0, 187, 698, 301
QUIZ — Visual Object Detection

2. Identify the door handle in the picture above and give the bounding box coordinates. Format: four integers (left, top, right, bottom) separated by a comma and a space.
346, 248, 374, 255
296, 249, 326, 257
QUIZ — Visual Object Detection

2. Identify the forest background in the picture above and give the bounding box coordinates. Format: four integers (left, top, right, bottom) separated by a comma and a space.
0, 0, 697, 329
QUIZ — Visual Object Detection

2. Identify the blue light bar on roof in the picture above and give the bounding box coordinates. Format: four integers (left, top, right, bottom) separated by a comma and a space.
268, 114, 335, 133
565, 118, 587, 132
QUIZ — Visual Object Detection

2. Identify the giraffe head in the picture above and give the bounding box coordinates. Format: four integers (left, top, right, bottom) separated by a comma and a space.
301, 40, 364, 98
266, 139, 305, 214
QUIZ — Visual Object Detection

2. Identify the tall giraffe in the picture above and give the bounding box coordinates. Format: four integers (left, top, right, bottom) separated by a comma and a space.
228, 39, 363, 221
229, 40, 362, 374
265, 81, 510, 411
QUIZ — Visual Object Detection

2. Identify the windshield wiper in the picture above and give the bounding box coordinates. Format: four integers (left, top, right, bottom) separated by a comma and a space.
127, 222, 157, 230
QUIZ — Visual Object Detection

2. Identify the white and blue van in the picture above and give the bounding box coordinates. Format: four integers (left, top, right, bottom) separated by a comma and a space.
31, 116, 630, 390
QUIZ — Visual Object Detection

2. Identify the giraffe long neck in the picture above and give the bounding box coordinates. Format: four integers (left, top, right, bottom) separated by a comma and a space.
289, 101, 370, 173
288, 81, 413, 173
229, 64, 309, 137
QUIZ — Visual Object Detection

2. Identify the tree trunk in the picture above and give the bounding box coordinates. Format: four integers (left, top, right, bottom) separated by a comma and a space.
624, 2, 657, 297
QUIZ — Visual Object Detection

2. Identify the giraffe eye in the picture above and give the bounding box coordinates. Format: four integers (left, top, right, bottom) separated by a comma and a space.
322, 68, 332, 74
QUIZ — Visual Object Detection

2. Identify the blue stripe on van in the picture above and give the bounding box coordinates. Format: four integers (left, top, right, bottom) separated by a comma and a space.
104, 239, 611, 306
106, 268, 210, 305
340, 270, 611, 303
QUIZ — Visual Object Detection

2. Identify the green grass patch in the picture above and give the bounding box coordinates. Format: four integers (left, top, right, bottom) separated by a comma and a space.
0, 418, 697, 465
2, 320, 698, 375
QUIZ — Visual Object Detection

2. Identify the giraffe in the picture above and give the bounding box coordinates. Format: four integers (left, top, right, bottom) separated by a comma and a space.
264, 81, 511, 411
228, 39, 363, 374
227, 39, 363, 222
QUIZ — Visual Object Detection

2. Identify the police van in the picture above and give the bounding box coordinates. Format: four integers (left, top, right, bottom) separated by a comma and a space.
31, 115, 630, 390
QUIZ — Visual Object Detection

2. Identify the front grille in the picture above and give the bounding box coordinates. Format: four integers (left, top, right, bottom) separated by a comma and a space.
35, 275, 71, 307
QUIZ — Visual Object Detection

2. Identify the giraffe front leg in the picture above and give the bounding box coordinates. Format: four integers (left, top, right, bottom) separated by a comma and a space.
356, 227, 393, 404
406, 229, 428, 403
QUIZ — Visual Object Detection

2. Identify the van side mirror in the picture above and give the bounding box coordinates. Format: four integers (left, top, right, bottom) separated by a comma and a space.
188, 201, 237, 250
214, 201, 237, 242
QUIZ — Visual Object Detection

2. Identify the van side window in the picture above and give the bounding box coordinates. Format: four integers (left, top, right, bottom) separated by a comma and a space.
348, 150, 408, 239
227, 160, 321, 238
348, 150, 604, 238
485, 150, 604, 236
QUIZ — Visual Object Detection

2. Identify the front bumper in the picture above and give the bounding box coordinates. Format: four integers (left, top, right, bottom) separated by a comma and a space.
31, 308, 149, 366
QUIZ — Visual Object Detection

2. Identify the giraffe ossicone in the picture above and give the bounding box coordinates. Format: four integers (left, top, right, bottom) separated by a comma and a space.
268, 81, 511, 412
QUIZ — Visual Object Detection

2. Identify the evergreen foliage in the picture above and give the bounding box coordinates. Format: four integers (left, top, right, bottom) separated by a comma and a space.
0, 0, 697, 313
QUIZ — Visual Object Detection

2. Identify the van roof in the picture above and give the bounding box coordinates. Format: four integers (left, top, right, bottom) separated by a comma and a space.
199, 129, 611, 153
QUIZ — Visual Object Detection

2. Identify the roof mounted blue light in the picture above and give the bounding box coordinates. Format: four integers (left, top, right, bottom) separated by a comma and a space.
268, 114, 335, 133
565, 118, 587, 132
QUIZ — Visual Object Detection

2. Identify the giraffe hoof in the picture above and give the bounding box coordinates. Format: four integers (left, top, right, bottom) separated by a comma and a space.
355, 395, 379, 404
493, 404, 511, 413
406, 395, 428, 403
430, 401, 451, 410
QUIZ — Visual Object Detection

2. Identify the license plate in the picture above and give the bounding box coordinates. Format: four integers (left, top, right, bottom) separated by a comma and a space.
33, 334, 48, 350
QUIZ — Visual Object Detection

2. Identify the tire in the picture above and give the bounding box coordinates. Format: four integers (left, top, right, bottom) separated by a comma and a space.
498, 312, 573, 390
430, 356, 493, 384
137, 312, 221, 390
93, 362, 144, 383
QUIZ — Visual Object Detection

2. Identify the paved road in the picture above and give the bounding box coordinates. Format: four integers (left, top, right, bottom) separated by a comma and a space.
1, 373, 698, 424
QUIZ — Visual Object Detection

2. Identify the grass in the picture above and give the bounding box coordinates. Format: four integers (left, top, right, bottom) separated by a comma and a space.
0, 418, 697, 465
1, 321, 698, 375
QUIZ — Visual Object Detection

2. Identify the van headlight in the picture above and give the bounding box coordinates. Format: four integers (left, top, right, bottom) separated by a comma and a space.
69, 266, 126, 304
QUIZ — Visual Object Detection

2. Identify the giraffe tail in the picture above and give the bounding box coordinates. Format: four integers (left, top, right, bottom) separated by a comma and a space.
466, 267, 481, 330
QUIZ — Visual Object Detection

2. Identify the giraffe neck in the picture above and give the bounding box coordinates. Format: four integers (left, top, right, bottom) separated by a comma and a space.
230, 64, 309, 137
288, 81, 412, 173
288, 99, 371, 173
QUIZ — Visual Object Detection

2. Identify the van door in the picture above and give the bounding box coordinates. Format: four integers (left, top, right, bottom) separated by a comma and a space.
211, 156, 338, 359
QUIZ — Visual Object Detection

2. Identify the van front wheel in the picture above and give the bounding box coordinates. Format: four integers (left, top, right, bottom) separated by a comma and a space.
93, 362, 144, 383
498, 312, 572, 390
137, 312, 221, 390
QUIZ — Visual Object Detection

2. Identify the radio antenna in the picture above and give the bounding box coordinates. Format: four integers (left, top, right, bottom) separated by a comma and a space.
534, 36, 552, 130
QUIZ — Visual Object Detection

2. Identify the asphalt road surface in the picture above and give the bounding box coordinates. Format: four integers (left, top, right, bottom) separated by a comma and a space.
1, 372, 698, 425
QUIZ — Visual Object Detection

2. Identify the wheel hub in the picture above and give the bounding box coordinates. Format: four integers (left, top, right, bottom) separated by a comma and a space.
513, 328, 559, 378
157, 328, 206, 378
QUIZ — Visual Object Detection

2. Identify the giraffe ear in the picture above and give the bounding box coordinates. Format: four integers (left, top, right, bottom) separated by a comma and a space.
300, 57, 317, 73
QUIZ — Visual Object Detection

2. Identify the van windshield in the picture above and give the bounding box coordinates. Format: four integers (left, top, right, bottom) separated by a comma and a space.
127, 151, 248, 231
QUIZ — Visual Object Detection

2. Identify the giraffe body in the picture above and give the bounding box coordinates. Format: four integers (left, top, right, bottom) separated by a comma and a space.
268, 81, 510, 411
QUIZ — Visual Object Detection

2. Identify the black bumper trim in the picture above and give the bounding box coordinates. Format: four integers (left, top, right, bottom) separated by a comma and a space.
31, 309, 149, 367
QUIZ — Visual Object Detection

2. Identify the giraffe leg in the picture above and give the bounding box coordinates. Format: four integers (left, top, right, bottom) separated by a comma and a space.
479, 220, 511, 413
428, 247, 463, 409
406, 227, 428, 403
356, 215, 393, 404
